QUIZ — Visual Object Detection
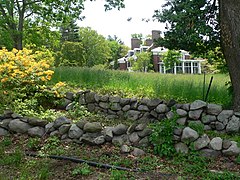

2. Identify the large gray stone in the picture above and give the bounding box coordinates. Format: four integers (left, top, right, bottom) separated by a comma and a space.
120, 98, 130, 106
177, 117, 187, 126
217, 110, 233, 123
109, 96, 121, 103
129, 132, 140, 144
112, 124, 128, 135
9, 119, 32, 133
28, 117, 48, 127
99, 102, 110, 109
112, 134, 129, 146
87, 103, 95, 112
175, 142, 189, 154
103, 127, 114, 141
0, 118, 12, 129
68, 124, 84, 139
200, 149, 221, 158
65, 92, 74, 101
207, 104, 222, 115
215, 122, 225, 131
166, 111, 174, 120
190, 100, 207, 110
137, 128, 152, 138
126, 110, 141, 121
59, 124, 71, 135
140, 98, 149, 105
201, 114, 216, 124
138, 136, 150, 147
181, 127, 199, 142
194, 134, 210, 150
0, 127, 9, 136
83, 122, 102, 133
147, 99, 162, 108
121, 145, 131, 153
53, 116, 71, 128
110, 103, 121, 111
45, 122, 55, 133
176, 109, 188, 117
209, 137, 223, 151
135, 123, 146, 131
222, 141, 240, 156
182, 103, 190, 111
138, 105, 149, 111
131, 148, 145, 156
222, 140, 232, 150
99, 95, 109, 102
155, 104, 169, 113
79, 94, 86, 105
189, 109, 203, 120
122, 105, 131, 112
93, 135, 105, 145
85, 92, 96, 103
75, 119, 88, 129
226, 115, 240, 133
28, 126, 45, 137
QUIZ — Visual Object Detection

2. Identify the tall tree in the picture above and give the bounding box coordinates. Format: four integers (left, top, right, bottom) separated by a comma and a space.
219, 0, 240, 110
154, 0, 219, 56
155, 0, 240, 110
60, 20, 80, 42
0, 0, 125, 50
79, 27, 111, 67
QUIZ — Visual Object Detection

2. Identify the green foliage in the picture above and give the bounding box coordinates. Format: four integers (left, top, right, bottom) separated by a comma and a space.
67, 102, 91, 120
79, 27, 111, 67
0, 147, 23, 167
0, 0, 124, 49
149, 115, 178, 157
188, 121, 204, 136
27, 138, 42, 151
129, 52, 152, 72
58, 41, 85, 66
162, 50, 181, 70
60, 20, 80, 42
154, 0, 219, 56
72, 163, 92, 176
172, 152, 209, 177
110, 169, 127, 180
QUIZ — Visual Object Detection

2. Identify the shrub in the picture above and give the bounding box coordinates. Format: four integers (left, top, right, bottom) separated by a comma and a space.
149, 114, 178, 157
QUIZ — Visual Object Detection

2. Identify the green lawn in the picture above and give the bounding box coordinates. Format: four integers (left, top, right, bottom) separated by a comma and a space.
51, 67, 231, 108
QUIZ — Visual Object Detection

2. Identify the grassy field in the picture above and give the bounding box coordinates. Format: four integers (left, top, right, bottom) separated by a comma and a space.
51, 67, 231, 108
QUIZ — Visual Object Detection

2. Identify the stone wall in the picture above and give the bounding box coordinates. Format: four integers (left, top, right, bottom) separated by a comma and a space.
0, 91, 240, 158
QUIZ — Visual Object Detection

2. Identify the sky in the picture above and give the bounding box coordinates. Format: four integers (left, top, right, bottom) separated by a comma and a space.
79, 0, 166, 47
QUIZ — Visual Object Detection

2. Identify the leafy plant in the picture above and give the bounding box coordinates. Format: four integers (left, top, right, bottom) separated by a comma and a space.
72, 163, 92, 176
188, 121, 205, 136
110, 169, 127, 180
149, 114, 178, 157
27, 137, 42, 150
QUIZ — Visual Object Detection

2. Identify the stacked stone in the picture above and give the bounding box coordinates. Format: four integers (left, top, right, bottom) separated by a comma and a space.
0, 111, 151, 148
67, 90, 177, 123
174, 100, 240, 157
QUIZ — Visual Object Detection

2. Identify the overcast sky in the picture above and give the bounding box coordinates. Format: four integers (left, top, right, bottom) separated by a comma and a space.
79, 0, 166, 47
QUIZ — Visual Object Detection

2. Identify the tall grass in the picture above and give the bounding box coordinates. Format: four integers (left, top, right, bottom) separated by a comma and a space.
51, 67, 231, 108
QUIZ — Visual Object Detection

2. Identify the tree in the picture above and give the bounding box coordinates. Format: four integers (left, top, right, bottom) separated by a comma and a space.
0, 0, 125, 50
79, 27, 111, 67
162, 50, 181, 70
129, 52, 152, 72
60, 20, 80, 42
219, 0, 240, 110
154, 0, 240, 110
107, 35, 129, 69
154, 0, 219, 56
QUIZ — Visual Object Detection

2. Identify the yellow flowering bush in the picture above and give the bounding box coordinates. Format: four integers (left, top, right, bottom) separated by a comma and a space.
0, 47, 54, 89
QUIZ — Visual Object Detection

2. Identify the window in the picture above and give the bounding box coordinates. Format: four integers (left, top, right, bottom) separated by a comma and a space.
193, 62, 199, 74
176, 62, 183, 73
184, 62, 191, 73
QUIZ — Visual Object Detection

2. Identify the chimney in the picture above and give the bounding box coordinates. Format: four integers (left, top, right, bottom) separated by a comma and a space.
152, 30, 161, 41
145, 39, 153, 46
131, 38, 141, 50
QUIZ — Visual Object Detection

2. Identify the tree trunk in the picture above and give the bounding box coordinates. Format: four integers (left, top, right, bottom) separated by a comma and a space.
219, 0, 240, 111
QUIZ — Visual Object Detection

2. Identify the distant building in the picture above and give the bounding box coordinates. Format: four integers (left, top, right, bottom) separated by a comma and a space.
117, 30, 205, 74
